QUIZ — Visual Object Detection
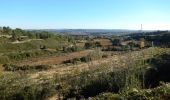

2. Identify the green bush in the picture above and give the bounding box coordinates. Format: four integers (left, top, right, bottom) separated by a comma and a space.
94, 93, 123, 100
126, 83, 170, 100
0, 42, 37, 53
63, 46, 82, 53
4, 50, 55, 61
84, 42, 94, 49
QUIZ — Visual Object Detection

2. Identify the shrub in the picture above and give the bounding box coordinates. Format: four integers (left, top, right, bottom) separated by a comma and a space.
102, 54, 109, 58
3, 64, 15, 71
87, 49, 103, 60
84, 42, 94, 49
35, 65, 52, 70
144, 53, 170, 88
63, 58, 81, 64
63, 46, 82, 53
126, 83, 170, 100
95, 93, 123, 100
3, 64, 51, 71
80, 56, 91, 62
5, 50, 56, 61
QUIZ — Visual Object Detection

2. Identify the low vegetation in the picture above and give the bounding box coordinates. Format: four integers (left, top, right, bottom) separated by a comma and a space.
0, 26, 170, 100
92, 83, 170, 100
3, 64, 52, 72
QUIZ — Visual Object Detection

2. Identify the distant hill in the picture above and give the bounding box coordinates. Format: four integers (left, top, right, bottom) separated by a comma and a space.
27, 29, 161, 36
27, 29, 142, 35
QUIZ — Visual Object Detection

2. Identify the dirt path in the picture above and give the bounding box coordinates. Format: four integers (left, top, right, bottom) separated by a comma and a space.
11, 39, 43, 44
17, 50, 93, 66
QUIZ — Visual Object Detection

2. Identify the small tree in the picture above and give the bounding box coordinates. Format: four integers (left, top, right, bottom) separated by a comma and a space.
112, 38, 122, 46
2, 26, 12, 35
84, 42, 93, 49
11, 28, 25, 41
0, 27, 2, 34
95, 42, 102, 48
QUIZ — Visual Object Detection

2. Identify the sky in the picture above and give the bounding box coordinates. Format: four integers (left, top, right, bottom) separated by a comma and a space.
0, 0, 170, 30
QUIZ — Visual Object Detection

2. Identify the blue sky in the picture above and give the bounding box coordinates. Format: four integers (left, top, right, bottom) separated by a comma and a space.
0, 0, 170, 30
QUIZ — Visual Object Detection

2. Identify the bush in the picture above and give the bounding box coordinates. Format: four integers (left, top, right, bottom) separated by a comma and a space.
62, 53, 102, 64
87, 49, 103, 60
35, 65, 52, 70
126, 83, 170, 100
5, 50, 55, 61
84, 42, 94, 49
144, 53, 170, 88
63, 58, 81, 64
3, 64, 51, 71
102, 54, 109, 58
63, 46, 82, 53
80, 56, 91, 62
94, 93, 123, 100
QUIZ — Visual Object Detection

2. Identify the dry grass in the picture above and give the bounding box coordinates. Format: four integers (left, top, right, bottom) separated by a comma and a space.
93, 38, 112, 46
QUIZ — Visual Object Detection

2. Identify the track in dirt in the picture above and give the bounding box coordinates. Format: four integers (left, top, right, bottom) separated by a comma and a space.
17, 50, 93, 66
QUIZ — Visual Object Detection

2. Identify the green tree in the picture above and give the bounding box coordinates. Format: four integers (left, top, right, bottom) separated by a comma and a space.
27, 32, 36, 39
95, 42, 102, 47
11, 28, 26, 41
84, 42, 94, 49
0, 27, 2, 34
2, 26, 12, 34
112, 38, 122, 46
37, 31, 53, 39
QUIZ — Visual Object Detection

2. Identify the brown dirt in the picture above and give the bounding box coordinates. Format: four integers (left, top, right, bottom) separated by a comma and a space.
17, 50, 93, 66
11, 39, 43, 44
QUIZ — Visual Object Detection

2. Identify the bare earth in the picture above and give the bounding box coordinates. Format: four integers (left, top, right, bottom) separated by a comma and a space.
17, 50, 93, 66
